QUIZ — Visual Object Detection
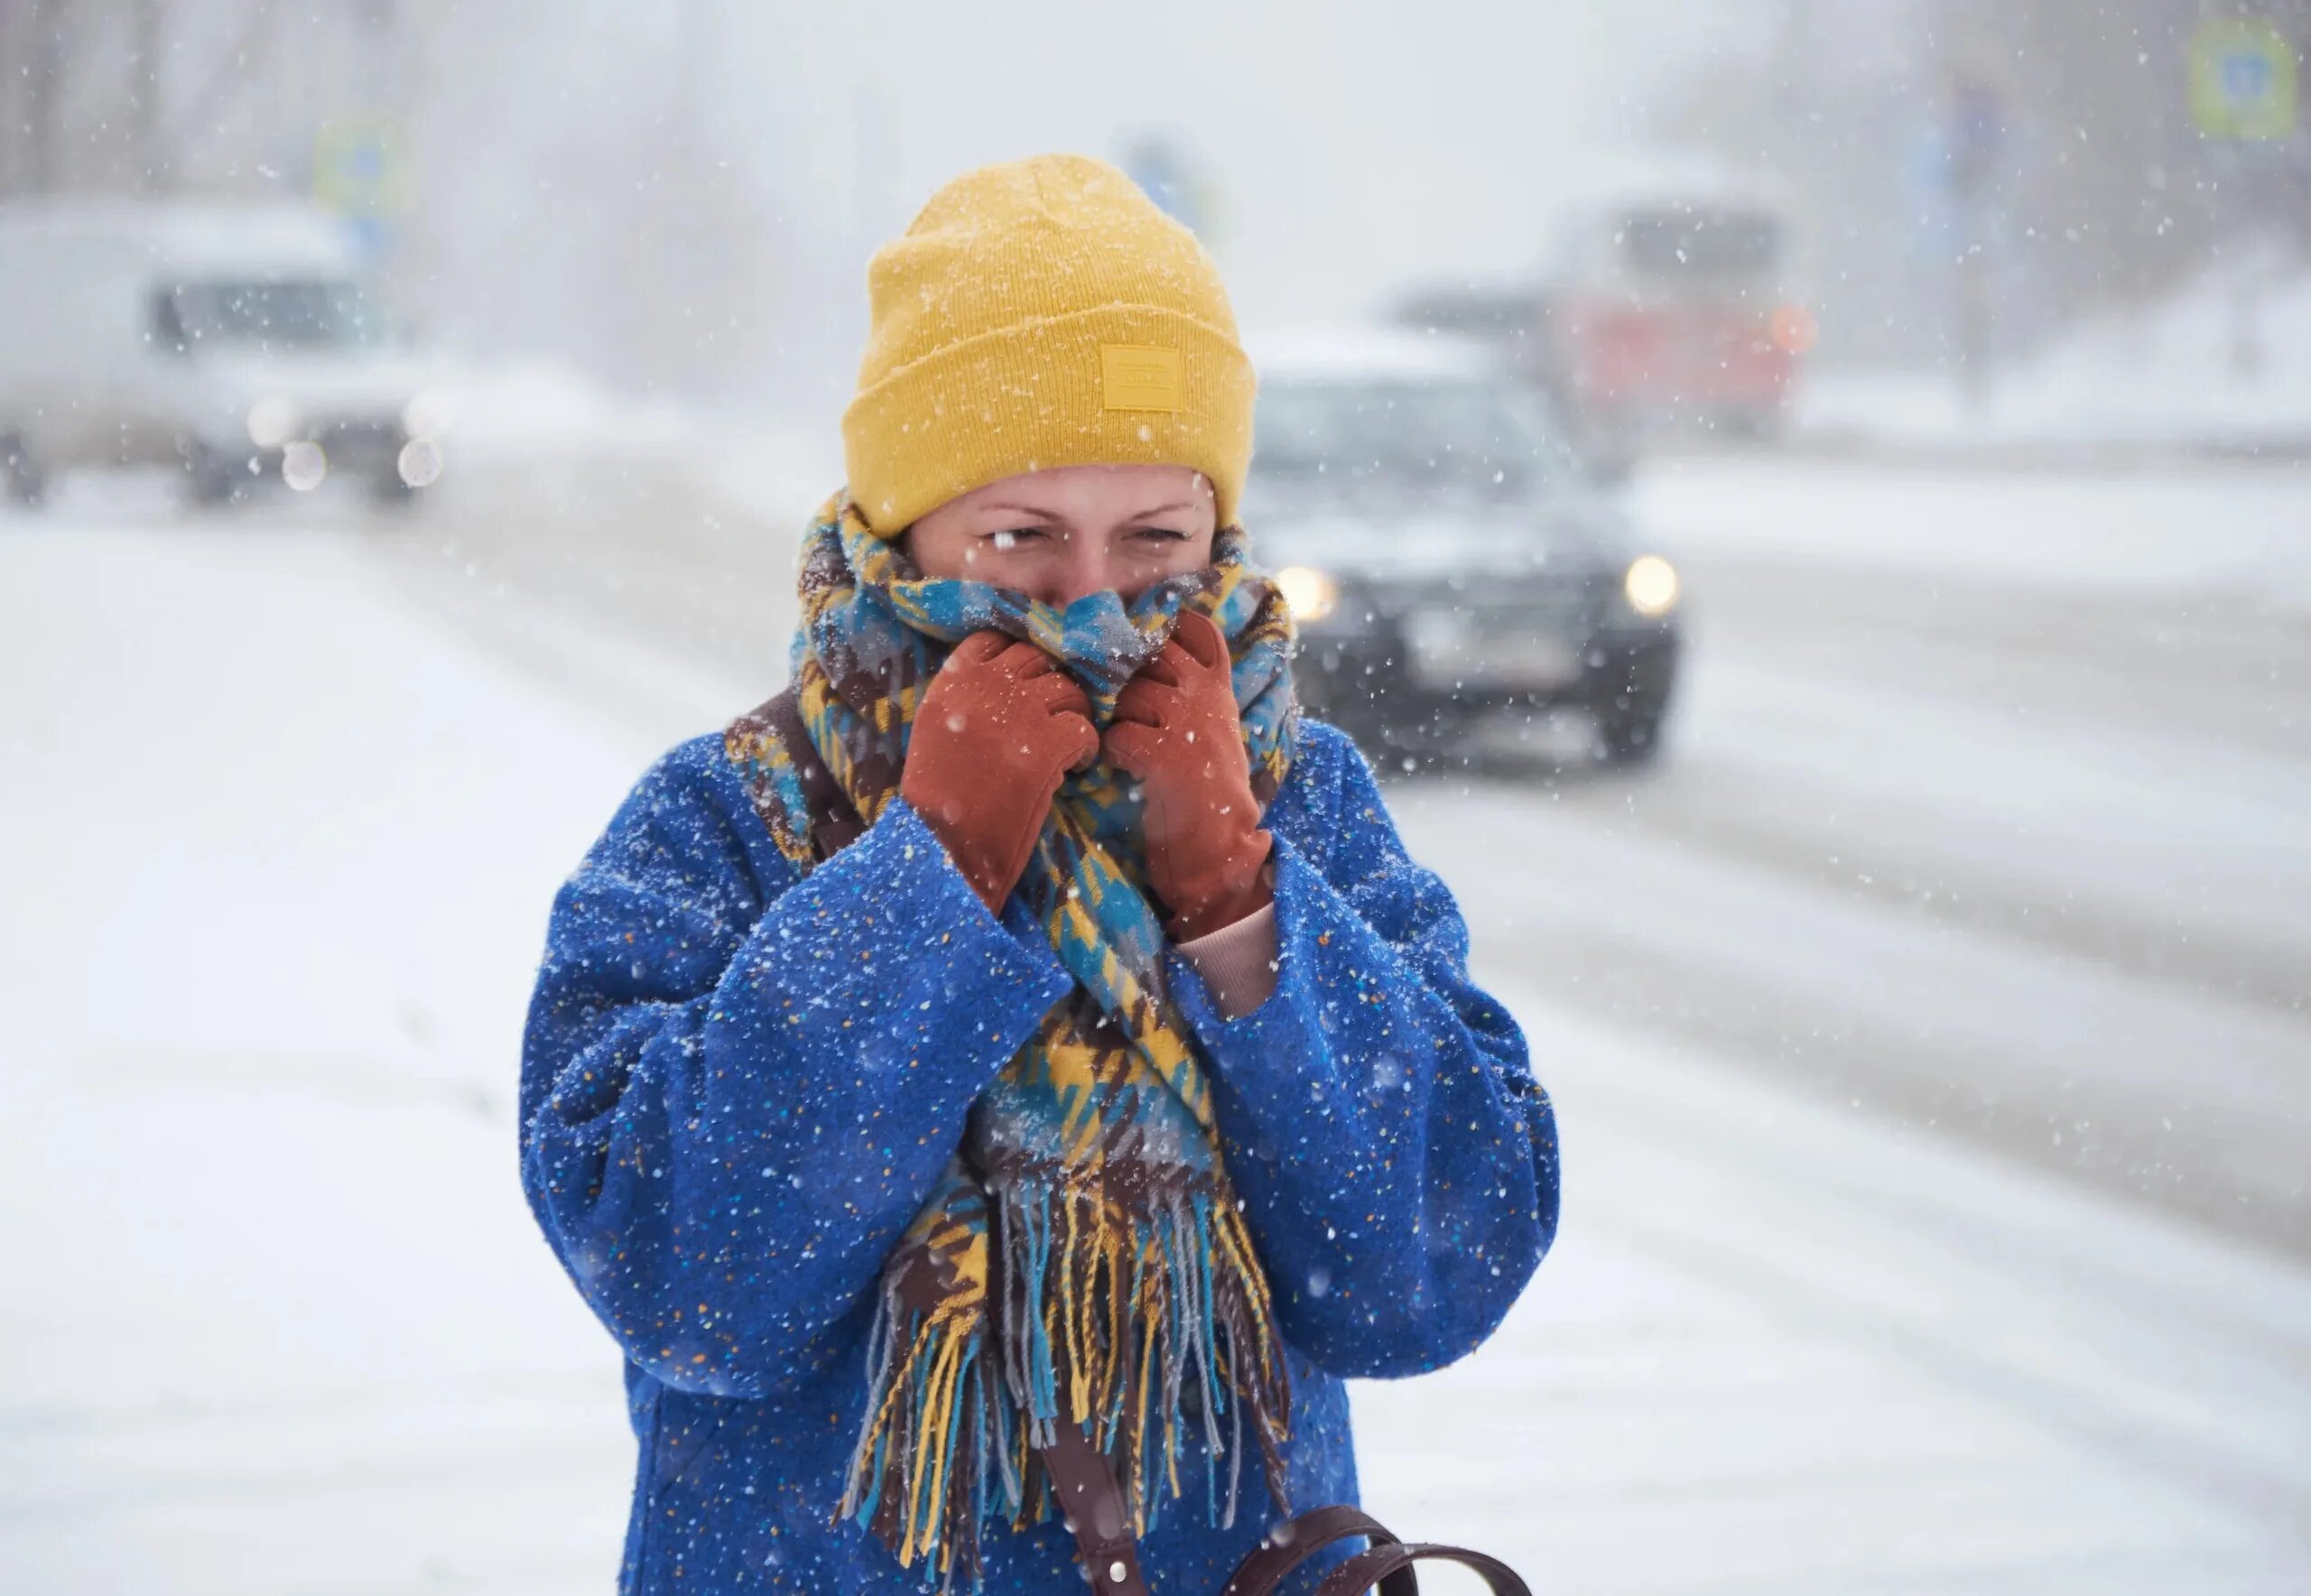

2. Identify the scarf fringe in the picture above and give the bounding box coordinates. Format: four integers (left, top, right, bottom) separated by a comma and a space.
835, 1179, 1293, 1593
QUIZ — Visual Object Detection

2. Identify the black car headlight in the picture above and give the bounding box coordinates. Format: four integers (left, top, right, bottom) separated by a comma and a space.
1620, 554, 1680, 619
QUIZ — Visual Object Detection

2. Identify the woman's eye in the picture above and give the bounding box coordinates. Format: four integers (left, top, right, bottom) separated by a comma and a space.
1132, 526, 1191, 545
987, 528, 1044, 552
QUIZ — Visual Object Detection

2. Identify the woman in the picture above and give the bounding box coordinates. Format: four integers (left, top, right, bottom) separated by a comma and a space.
520, 154, 1559, 1595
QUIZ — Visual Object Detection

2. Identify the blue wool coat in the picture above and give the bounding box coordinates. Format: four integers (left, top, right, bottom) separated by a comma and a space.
519, 716, 1559, 1594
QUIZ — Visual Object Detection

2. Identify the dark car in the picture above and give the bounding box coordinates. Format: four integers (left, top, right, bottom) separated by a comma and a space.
1246, 334, 1683, 768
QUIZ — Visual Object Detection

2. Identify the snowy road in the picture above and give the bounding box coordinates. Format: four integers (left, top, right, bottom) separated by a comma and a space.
4, 450, 2308, 1591
395, 445, 2311, 1249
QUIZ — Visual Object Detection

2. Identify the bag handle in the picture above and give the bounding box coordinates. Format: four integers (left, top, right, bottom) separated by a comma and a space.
1310, 1540, 1532, 1596
1037, 1430, 1532, 1596
1219, 1504, 1410, 1595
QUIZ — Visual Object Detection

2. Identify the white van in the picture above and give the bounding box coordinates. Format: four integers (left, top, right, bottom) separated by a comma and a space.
0, 200, 448, 507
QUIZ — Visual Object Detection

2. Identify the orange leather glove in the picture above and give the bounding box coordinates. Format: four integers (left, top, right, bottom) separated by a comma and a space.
1103, 610, 1275, 942
901, 629, 1100, 914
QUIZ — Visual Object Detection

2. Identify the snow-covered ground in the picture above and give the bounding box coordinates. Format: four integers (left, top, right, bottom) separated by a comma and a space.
0, 526, 649, 1592
1797, 262, 2311, 457
4, 448, 2308, 1591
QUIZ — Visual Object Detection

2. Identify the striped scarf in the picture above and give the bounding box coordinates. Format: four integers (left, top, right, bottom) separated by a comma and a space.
724, 496, 1302, 1591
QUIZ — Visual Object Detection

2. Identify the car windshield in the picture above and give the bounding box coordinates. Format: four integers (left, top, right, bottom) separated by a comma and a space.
159, 278, 391, 350
1619, 208, 1781, 281
1254, 376, 1567, 496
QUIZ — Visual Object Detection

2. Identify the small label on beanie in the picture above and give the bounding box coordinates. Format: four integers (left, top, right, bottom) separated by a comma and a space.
1100, 344, 1183, 413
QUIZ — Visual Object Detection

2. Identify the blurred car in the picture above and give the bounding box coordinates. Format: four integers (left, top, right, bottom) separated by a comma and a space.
1540, 174, 1811, 455
1397, 160, 1813, 474
0, 200, 449, 507
1247, 332, 1683, 768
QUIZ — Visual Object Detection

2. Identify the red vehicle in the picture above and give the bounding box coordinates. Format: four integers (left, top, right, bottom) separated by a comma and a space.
1397, 171, 1811, 472
1538, 179, 1811, 459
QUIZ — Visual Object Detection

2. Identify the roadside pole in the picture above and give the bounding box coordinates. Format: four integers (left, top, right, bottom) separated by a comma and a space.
2188, 15, 2299, 383
1942, 70, 2005, 415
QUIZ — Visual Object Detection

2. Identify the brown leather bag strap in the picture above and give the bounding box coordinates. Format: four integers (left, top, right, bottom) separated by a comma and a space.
726, 684, 869, 868
1032, 1435, 1533, 1596
1310, 1540, 1532, 1596
1219, 1504, 1406, 1595
1035, 1424, 1149, 1596
758, 684, 866, 858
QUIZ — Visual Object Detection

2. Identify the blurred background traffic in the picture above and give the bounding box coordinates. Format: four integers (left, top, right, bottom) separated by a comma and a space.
3, 3, 2307, 1592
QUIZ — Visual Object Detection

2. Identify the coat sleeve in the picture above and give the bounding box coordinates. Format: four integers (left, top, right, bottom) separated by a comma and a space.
1163, 725, 1559, 1380
519, 738, 1074, 1400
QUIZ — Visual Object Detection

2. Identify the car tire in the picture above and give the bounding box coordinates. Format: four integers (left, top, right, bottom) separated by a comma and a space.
1720, 406, 1786, 444
1, 431, 45, 508
369, 469, 420, 509
179, 439, 250, 507
1598, 706, 1667, 766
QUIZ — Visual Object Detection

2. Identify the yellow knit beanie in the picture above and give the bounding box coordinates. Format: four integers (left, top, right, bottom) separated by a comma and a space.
841, 153, 1256, 538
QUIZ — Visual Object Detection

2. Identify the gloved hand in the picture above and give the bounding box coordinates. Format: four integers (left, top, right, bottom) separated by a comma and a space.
1103, 610, 1275, 942
900, 629, 1100, 914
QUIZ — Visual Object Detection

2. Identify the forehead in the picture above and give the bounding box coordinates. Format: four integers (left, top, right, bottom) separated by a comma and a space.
945, 463, 1211, 520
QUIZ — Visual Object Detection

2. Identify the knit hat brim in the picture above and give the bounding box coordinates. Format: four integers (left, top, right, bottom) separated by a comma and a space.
841, 302, 1255, 538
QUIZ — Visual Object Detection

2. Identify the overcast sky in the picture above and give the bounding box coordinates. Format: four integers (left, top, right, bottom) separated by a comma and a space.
407, 0, 1770, 406
725, 1, 1767, 326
